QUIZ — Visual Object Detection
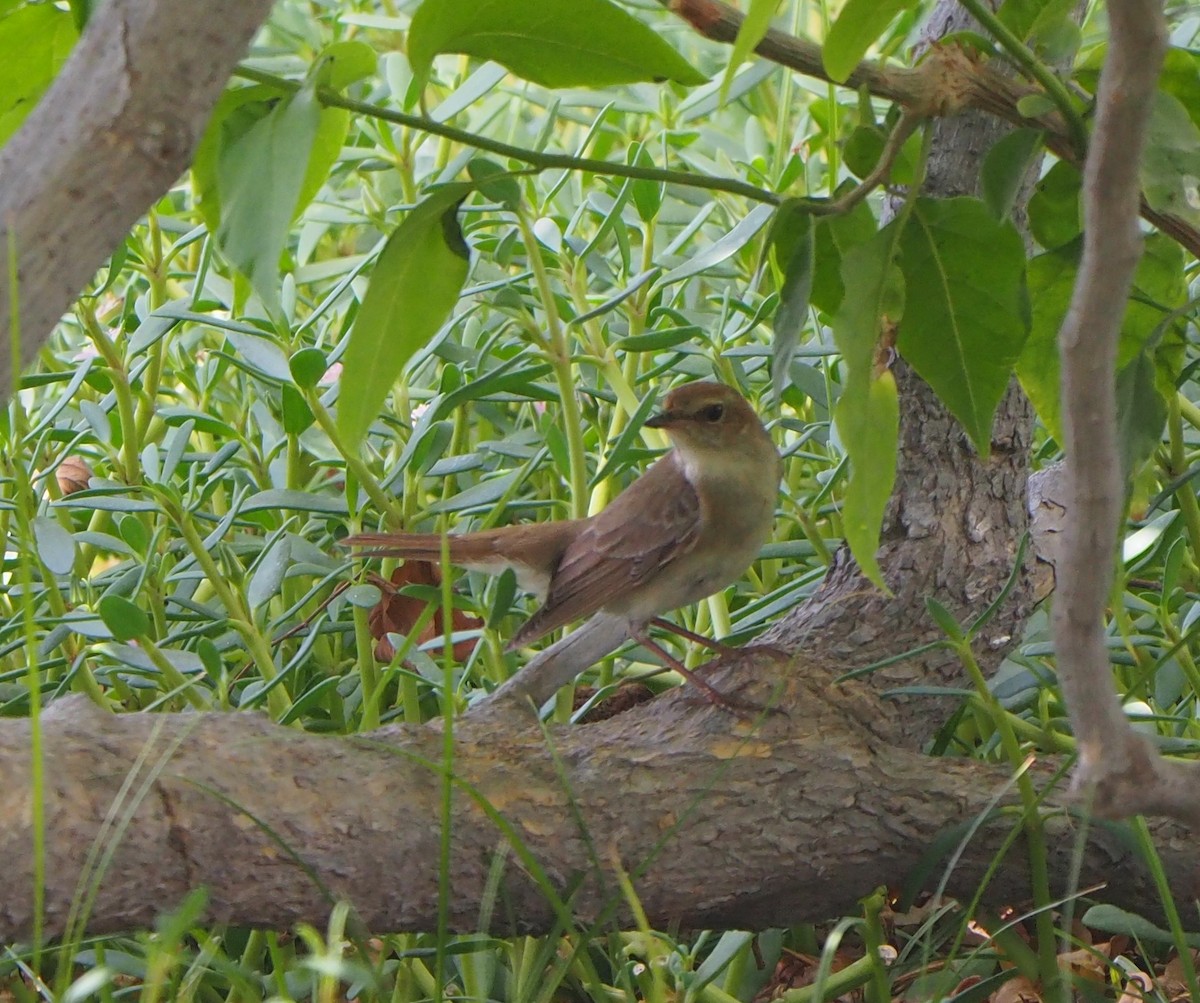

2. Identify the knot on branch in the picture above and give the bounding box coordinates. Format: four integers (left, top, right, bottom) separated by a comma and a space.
912, 44, 984, 118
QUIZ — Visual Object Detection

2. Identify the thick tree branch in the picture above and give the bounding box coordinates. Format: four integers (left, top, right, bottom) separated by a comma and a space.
0, 662, 1192, 942
1052, 0, 1200, 823
0, 0, 273, 386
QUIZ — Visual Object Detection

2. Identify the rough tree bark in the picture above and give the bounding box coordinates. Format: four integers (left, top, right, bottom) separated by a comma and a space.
0, 0, 274, 391
0, 0, 1195, 944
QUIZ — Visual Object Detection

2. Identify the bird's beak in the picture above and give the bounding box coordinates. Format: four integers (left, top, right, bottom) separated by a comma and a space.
644, 409, 680, 429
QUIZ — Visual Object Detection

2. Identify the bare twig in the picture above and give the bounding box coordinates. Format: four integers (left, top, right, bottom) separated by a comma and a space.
1052, 0, 1200, 825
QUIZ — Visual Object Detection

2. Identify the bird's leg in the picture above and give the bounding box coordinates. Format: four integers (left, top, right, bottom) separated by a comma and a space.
631, 628, 750, 712
649, 617, 736, 655
650, 618, 793, 669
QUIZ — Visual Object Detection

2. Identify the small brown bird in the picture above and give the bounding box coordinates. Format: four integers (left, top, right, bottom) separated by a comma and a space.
346, 382, 780, 701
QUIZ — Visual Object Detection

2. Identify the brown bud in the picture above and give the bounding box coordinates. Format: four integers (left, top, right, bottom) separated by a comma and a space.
56, 455, 93, 496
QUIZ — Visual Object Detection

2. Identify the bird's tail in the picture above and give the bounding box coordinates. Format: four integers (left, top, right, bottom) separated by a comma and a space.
341, 531, 505, 565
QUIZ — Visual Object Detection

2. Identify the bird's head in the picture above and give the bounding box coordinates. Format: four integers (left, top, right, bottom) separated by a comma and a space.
644, 382, 770, 459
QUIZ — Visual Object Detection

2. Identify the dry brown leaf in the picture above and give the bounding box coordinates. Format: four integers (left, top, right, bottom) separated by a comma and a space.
991, 974, 1041, 1002
1056, 945, 1107, 984
368, 563, 482, 663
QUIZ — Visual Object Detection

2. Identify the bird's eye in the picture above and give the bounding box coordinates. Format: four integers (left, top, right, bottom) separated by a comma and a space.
700, 403, 725, 422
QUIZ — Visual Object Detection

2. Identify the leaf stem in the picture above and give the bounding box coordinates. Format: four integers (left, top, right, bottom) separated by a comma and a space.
233, 67, 781, 207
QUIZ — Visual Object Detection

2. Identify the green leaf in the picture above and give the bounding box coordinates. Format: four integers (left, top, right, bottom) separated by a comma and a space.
1082, 904, 1200, 948
215, 81, 322, 314
1115, 350, 1167, 482
33, 516, 75, 575
837, 370, 898, 591
467, 158, 521, 209
629, 144, 662, 223
811, 195, 877, 315
315, 39, 378, 90
823, 0, 917, 84
281, 384, 314, 436
192, 86, 350, 235
0, 4, 77, 149
337, 187, 472, 447
408, 0, 707, 91
289, 347, 328, 389
1159, 48, 1200, 131
831, 227, 904, 589
895, 197, 1029, 456
1142, 90, 1200, 226
719, 0, 778, 105
1028, 160, 1081, 250
925, 598, 965, 643
765, 203, 815, 404
98, 595, 150, 643
1016, 233, 1186, 441
981, 128, 1044, 220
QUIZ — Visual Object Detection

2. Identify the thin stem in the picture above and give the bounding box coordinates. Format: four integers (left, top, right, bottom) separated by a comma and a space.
233, 67, 781, 207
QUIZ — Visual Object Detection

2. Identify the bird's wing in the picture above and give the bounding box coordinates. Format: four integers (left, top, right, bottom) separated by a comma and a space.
510, 456, 701, 647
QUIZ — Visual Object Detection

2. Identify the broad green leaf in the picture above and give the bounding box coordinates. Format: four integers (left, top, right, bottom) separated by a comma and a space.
842, 124, 918, 185
810, 195, 877, 315
838, 370, 898, 591
1028, 159, 1080, 250
831, 227, 904, 589
1016, 233, 1186, 440
195, 88, 349, 235
981, 128, 1044, 220
996, 0, 1074, 44
98, 595, 150, 643
895, 197, 1029, 457
0, 4, 78, 148
407, 0, 706, 91
1159, 48, 1200, 131
719, 0, 778, 105
1142, 90, 1200, 226
337, 187, 472, 447
1115, 350, 1167, 482
215, 81, 322, 314
764, 202, 815, 404
832, 225, 904, 379
315, 39, 378, 90
823, 0, 917, 84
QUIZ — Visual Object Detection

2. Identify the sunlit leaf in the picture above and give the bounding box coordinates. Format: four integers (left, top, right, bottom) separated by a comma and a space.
719, 0, 778, 105
408, 0, 706, 91
838, 370, 898, 591
337, 186, 472, 447
215, 81, 322, 314
0, 4, 77, 148
895, 197, 1029, 457
823, 0, 917, 84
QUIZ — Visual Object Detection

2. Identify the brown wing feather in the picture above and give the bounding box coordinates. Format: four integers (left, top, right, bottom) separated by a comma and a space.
510, 455, 700, 647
